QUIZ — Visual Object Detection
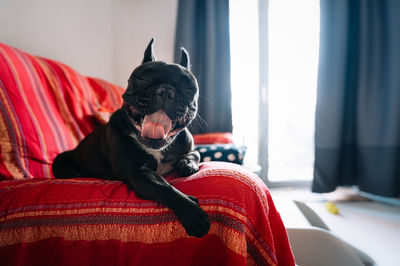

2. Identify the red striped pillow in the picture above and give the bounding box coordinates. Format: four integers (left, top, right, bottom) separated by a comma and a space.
0, 43, 123, 180
193, 132, 234, 145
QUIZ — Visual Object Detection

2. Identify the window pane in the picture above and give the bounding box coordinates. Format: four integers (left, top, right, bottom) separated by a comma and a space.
268, 0, 320, 181
229, 0, 259, 168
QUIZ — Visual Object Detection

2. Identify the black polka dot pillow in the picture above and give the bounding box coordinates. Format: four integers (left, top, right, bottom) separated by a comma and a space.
195, 144, 247, 165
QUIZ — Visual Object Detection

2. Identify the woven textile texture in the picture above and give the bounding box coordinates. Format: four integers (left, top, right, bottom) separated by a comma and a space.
0, 43, 123, 180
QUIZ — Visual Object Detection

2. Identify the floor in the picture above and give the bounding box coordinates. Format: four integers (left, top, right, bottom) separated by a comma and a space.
270, 187, 400, 266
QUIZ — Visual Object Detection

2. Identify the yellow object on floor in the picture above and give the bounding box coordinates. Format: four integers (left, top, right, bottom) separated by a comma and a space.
325, 201, 339, 215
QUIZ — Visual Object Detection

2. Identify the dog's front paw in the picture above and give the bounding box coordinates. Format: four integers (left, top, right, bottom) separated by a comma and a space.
176, 159, 199, 177
175, 195, 210, 238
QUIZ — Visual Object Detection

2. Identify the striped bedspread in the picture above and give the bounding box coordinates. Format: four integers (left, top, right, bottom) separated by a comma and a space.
0, 162, 294, 265
0, 43, 294, 265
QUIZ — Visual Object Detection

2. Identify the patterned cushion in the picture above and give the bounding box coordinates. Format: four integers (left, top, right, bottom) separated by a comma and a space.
196, 144, 247, 165
0, 43, 123, 180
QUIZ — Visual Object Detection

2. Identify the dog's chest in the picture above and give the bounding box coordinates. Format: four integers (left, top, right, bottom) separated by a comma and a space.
145, 148, 175, 176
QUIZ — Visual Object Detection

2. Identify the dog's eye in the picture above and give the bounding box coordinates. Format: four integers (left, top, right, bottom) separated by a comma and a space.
133, 76, 150, 82
181, 86, 195, 94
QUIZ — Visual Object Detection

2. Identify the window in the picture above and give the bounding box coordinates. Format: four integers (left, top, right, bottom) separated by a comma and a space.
230, 0, 260, 170
230, 0, 320, 182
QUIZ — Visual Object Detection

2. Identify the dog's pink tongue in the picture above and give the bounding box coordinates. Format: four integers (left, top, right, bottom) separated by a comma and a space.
141, 110, 172, 140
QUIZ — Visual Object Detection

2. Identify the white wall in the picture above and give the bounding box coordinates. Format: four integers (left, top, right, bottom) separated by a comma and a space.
0, 0, 177, 87
111, 0, 178, 87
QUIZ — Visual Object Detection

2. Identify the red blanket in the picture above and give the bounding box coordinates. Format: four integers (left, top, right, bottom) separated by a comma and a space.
0, 162, 294, 265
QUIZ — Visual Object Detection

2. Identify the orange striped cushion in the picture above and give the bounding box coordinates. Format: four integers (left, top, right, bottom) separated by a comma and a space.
0, 43, 123, 180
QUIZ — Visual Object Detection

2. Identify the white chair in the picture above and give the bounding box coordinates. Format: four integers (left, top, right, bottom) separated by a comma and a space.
274, 198, 375, 266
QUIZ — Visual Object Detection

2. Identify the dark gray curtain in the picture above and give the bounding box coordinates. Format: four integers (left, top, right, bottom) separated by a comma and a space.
174, 0, 232, 134
313, 0, 400, 197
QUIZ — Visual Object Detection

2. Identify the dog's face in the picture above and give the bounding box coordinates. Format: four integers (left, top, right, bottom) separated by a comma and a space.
122, 39, 198, 150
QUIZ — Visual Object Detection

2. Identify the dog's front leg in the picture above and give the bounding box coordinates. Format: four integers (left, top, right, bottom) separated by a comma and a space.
173, 128, 200, 177
126, 166, 210, 238
108, 132, 210, 237
176, 150, 200, 177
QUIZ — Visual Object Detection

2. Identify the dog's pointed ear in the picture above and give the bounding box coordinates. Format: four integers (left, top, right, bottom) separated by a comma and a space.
179, 47, 190, 70
142, 38, 156, 64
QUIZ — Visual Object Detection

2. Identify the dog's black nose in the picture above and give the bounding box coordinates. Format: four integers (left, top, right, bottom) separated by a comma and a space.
156, 87, 176, 99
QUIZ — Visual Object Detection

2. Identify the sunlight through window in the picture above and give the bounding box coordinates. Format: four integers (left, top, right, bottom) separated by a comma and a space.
229, 0, 260, 169
268, 0, 320, 181
230, 0, 319, 181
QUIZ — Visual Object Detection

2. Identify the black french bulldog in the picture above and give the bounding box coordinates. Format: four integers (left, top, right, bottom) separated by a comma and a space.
52, 39, 210, 238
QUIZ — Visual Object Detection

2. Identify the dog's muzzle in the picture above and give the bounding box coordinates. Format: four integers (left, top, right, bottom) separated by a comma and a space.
141, 109, 172, 140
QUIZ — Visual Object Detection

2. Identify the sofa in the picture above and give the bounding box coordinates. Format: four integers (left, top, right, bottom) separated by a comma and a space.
0, 42, 294, 265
